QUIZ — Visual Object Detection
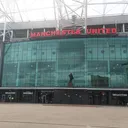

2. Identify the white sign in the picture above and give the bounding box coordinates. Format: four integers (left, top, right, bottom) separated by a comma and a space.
5, 92, 16, 94
112, 94, 127, 97
23, 91, 33, 95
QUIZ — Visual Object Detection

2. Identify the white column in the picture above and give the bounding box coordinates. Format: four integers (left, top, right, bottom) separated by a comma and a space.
44, 28, 45, 32
10, 30, 13, 40
103, 25, 105, 34
123, 23, 125, 33
84, 0, 87, 34
27, 29, 29, 38
3, 17, 6, 42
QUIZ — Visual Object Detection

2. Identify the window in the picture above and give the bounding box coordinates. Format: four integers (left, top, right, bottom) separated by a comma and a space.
116, 24, 123, 32
13, 29, 27, 38
125, 23, 128, 32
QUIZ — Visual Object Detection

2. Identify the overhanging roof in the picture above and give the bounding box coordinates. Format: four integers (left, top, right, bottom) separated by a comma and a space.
0, 15, 128, 30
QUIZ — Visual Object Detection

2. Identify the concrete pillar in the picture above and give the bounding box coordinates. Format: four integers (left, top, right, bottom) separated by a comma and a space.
27, 29, 29, 38
123, 23, 125, 33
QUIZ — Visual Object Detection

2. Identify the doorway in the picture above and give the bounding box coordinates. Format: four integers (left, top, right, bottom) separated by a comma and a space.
112, 96, 127, 106
1, 94, 5, 102
41, 95, 47, 103
38, 91, 54, 104
88, 91, 108, 105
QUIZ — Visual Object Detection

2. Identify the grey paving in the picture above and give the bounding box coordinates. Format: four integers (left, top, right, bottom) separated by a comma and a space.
0, 104, 128, 128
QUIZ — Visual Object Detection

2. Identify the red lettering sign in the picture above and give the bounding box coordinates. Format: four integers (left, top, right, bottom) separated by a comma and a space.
41, 32, 46, 36
97, 28, 105, 34
105, 28, 110, 34
30, 28, 117, 38
45, 31, 50, 36
86, 28, 116, 35
30, 32, 36, 38
111, 28, 117, 34
51, 31, 56, 36
30, 29, 81, 38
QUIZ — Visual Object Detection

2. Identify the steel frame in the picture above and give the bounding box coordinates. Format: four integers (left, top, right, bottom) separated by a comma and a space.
53, 0, 128, 33
0, 0, 128, 40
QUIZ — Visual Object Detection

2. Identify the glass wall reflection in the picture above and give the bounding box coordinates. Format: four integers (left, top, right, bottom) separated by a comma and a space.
2, 37, 128, 88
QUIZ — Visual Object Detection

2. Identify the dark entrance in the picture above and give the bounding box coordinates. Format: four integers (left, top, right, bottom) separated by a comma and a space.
88, 91, 108, 105
111, 92, 128, 106
1, 94, 5, 102
38, 91, 54, 104
21, 91, 34, 103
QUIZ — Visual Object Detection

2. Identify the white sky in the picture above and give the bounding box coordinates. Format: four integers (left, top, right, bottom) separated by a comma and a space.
0, 0, 128, 22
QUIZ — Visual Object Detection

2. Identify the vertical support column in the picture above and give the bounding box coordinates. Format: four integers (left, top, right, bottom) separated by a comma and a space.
35, 62, 38, 87
0, 42, 4, 86
108, 91, 112, 105
10, 30, 13, 41
56, 44, 58, 86
103, 25, 105, 34
103, 25, 105, 29
108, 60, 110, 87
44, 28, 45, 32
123, 23, 125, 33
53, 0, 58, 30
27, 29, 29, 38
33, 89, 37, 103
16, 62, 20, 87
85, 61, 88, 87
84, 41, 87, 87
3, 17, 7, 42
53, 0, 60, 30
84, 0, 87, 34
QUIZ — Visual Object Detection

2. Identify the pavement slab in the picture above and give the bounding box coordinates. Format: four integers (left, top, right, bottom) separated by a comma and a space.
0, 104, 128, 128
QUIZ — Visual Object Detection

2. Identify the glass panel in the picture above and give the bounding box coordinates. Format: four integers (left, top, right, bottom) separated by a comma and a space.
2, 37, 128, 88
2, 63, 17, 86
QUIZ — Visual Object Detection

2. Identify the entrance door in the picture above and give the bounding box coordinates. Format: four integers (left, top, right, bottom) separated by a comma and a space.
94, 94, 101, 105
88, 91, 108, 105
41, 95, 47, 104
1, 94, 5, 102
88, 92, 101, 105
38, 91, 54, 104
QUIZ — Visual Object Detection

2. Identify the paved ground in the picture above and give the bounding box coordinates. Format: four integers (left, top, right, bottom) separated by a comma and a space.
0, 104, 128, 128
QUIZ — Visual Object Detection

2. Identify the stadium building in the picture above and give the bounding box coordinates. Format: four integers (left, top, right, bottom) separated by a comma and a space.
0, 0, 128, 105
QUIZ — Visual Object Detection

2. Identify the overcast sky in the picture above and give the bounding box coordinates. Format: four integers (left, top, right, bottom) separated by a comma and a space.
0, 0, 128, 22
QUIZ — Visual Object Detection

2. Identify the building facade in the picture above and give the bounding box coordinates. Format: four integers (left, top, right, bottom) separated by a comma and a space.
0, 36, 128, 105
0, 15, 128, 105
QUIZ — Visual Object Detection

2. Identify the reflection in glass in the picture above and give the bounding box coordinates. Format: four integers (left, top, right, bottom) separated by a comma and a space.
2, 37, 128, 88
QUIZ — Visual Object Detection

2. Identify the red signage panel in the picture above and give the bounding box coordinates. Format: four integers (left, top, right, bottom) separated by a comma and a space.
86, 28, 117, 35
30, 28, 117, 38
30, 29, 81, 38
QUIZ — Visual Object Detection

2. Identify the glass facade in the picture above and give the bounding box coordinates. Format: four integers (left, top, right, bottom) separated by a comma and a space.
2, 37, 128, 88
